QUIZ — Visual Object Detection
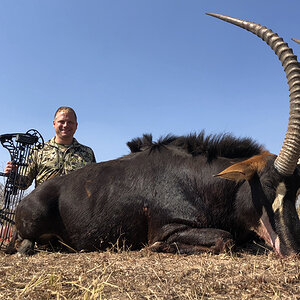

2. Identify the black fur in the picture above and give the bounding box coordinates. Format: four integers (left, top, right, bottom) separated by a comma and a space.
127, 131, 263, 161
13, 132, 300, 256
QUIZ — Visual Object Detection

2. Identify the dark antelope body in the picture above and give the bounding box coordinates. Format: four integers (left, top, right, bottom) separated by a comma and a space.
11, 14, 300, 256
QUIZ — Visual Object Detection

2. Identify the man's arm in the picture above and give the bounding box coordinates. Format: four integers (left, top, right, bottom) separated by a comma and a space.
4, 150, 38, 190
91, 150, 96, 163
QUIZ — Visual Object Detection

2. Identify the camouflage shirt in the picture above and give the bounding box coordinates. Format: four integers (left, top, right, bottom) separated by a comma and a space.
20, 137, 96, 188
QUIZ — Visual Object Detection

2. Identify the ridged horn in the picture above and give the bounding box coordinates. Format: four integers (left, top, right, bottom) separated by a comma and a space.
207, 13, 300, 176
292, 38, 300, 45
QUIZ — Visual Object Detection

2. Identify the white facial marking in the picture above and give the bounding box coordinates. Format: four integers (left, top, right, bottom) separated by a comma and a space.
272, 182, 286, 213
260, 207, 279, 248
272, 182, 295, 253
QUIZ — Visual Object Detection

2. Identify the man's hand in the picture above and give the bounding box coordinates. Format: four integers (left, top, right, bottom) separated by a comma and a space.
4, 161, 17, 175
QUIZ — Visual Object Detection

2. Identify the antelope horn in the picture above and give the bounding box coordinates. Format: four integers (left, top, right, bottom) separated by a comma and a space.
292, 38, 300, 45
207, 13, 300, 176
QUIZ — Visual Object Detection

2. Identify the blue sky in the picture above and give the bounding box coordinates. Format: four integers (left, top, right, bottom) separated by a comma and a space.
1, 0, 300, 169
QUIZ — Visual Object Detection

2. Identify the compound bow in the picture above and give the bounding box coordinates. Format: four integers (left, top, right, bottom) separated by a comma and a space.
0, 129, 44, 250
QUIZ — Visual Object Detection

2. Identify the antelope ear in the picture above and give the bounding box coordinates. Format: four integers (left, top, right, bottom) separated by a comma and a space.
215, 164, 254, 182
215, 151, 272, 182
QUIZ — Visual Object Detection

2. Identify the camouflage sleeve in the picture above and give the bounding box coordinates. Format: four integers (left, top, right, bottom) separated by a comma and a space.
81, 146, 96, 164
91, 149, 96, 163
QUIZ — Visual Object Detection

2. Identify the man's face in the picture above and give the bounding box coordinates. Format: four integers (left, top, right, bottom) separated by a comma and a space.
53, 111, 78, 143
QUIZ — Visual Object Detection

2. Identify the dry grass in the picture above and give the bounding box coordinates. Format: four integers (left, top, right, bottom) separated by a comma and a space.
0, 207, 298, 299
0, 246, 299, 300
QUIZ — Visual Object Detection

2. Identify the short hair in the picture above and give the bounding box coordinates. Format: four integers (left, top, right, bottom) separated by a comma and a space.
54, 106, 77, 121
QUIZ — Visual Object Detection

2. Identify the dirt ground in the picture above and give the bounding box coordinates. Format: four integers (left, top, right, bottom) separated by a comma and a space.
0, 245, 299, 300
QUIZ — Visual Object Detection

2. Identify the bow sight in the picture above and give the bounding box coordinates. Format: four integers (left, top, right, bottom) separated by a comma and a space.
0, 129, 44, 251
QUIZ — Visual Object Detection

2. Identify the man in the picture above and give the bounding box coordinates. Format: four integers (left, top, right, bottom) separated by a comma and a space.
4, 106, 96, 189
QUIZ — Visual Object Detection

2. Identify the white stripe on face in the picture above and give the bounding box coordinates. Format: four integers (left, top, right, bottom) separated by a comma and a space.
272, 182, 286, 213
256, 207, 279, 249
272, 181, 296, 254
